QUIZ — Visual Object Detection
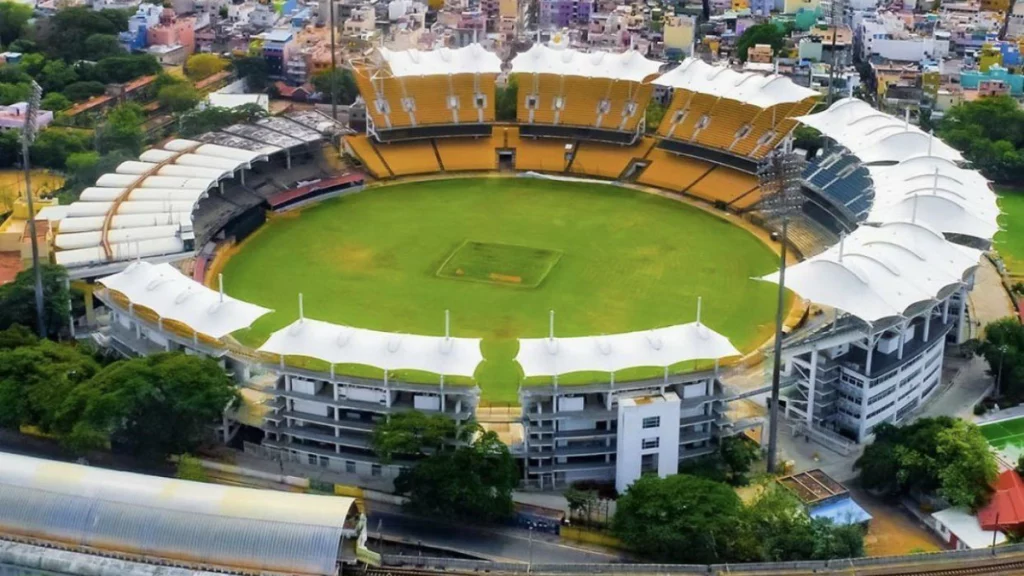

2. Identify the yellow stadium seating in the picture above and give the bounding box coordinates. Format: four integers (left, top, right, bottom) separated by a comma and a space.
345, 135, 392, 179
569, 139, 656, 180
560, 77, 608, 127
406, 75, 455, 126
730, 102, 797, 157
757, 98, 817, 157
688, 166, 760, 207
658, 91, 718, 141
353, 68, 391, 129
515, 137, 570, 172
620, 83, 653, 132
373, 140, 440, 176
352, 66, 499, 129
695, 99, 760, 150
435, 134, 501, 171
636, 148, 714, 192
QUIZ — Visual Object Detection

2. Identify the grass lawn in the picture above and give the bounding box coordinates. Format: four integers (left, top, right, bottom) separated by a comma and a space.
996, 186, 1024, 275
223, 178, 783, 403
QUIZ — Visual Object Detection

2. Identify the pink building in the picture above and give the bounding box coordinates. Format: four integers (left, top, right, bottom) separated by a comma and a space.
147, 8, 196, 55
0, 103, 54, 132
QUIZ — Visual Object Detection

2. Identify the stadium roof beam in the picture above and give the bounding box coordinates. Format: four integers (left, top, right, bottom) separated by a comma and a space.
515, 306, 740, 381
653, 58, 820, 108
97, 261, 271, 340
0, 451, 363, 576
258, 299, 483, 380
760, 221, 982, 324
510, 44, 662, 82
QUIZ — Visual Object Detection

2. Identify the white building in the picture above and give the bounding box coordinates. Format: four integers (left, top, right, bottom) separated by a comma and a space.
857, 12, 949, 61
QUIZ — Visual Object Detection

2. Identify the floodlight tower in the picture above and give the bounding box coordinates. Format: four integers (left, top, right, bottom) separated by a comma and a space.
22, 81, 46, 339
329, 0, 338, 121
824, 0, 848, 106
757, 145, 806, 474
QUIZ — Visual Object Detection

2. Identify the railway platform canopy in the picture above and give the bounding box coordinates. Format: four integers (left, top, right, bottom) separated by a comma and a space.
0, 451, 365, 576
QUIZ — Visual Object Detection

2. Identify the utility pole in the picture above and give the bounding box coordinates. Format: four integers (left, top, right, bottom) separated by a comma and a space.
757, 144, 806, 474
329, 0, 338, 121
21, 81, 46, 339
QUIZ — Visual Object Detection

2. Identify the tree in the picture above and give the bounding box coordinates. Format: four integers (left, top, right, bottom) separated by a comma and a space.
735, 22, 787, 62
0, 2, 32, 47
645, 100, 667, 134
57, 352, 239, 458
84, 33, 125, 60
937, 96, 1024, 184
394, 430, 517, 522
29, 128, 93, 169
42, 7, 128, 61
233, 56, 269, 92
87, 54, 161, 85
793, 125, 823, 158
854, 417, 997, 509
185, 53, 229, 81
40, 92, 72, 112
0, 129, 19, 168
495, 76, 518, 121
744, 485, 864, 561
978, 317, 1024, 402
177, 104, 267, 138
62, 80, 107, 102
564, 486, 599, 524
0, 264, 73, 339
0, 83, 32, 106
158, 82, 201, 113
720, 435, 760, 485
0, 334, 99, 431
311, 68, 359, 104
371, 410, 474, 463
613, 474, 748, 563
96, 103, 145, 155
38, 60, 79, 93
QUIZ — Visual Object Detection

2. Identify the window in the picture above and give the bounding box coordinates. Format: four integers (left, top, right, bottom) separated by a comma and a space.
447, 95, 460, 109
307, 453, 317, 466
475, 93, 487, 108
642, 416, 660, 429
374, 99, 391, 114
525, 95, 539, 109
345, 460, 356, 474
641, 437, 660, 449
641, 453, 658, 473
371, 464, 382, 477
552, 96, 564, 110
318, 456, 329, 468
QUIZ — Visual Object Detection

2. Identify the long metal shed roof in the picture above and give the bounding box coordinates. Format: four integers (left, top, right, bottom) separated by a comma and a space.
0, 452, 361, 576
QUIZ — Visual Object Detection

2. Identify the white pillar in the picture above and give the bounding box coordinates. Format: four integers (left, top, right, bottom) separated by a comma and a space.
806, 349, 819, 426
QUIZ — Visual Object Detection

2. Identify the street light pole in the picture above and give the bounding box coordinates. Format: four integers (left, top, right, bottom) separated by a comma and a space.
329, 0, 338, 121
996, 345, 1008, 398
21, 81, 46, 339
757, 146, 806, 474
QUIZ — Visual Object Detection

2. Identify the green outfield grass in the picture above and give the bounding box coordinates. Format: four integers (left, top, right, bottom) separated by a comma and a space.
996, 186, 1024, 275
980, 416, 1024, 464
223, 178, 784, 403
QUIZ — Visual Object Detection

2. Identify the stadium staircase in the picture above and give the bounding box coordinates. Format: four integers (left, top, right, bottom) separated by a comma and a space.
562, 140, 582, 172
430, 140, 446, 171
476, 405, 524, 451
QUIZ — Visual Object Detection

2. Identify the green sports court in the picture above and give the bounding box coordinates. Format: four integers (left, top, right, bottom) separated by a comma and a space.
980, 416, 1024, 463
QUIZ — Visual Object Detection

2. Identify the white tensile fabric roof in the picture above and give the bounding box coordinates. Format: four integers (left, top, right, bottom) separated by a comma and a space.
761, 222, 981, 323
866, 155, 999, 240
515, 322, 741, 378
97, 261, 271, 339
258, 318, 484, 378
796, 98, 962, 163
510, 44, 662, 82
54, 139, 273, 268
652, 58, 819, 108
379, 43, 502, 77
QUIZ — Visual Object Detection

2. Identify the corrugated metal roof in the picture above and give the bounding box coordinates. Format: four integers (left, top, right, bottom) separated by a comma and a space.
0, 452, 360, 575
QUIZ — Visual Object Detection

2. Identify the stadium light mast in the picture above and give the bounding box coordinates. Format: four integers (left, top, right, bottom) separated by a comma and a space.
22, 81, 46, 339
757, 145, 806, 474
825, 0, 847, 106
329, 0, 338, 121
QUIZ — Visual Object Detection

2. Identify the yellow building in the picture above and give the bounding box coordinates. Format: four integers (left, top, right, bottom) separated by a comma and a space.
784, 0, 819, 14
921, 68, 941, 98
979, 43, 1002, 72
747, 43, 774, 63
664, 14, 696, 53
731, 0, 749, 10
0, 196, 59, 282
981, 0, 1009, 11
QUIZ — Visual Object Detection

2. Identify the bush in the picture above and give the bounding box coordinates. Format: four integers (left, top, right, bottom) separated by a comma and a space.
974, 403, 987, 416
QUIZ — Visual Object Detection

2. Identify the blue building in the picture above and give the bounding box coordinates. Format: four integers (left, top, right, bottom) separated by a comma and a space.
961, 65, 1024, 96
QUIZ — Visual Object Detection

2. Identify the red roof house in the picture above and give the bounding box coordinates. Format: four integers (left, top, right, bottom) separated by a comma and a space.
979, 469, 1024, 531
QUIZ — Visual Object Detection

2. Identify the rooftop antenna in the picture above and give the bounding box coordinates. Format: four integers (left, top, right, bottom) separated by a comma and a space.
298, 293, 304, 322
838, 231, 846, 261
218, 273, 224, 302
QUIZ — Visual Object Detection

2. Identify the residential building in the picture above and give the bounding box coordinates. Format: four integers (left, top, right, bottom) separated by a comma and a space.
961, 64, 1024, 95
784, 0, 818, 13
344, 5, 377, 34
262, 28, 296, 79
1009, 0, 1024, 39
147, 8, 197, 55
931, 508, 1007, 550
539, 0, 594, 30
749, 0, 772, 16
0, 102, 54, 132
748, 42, 774, 62
121, 3, 163, 51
